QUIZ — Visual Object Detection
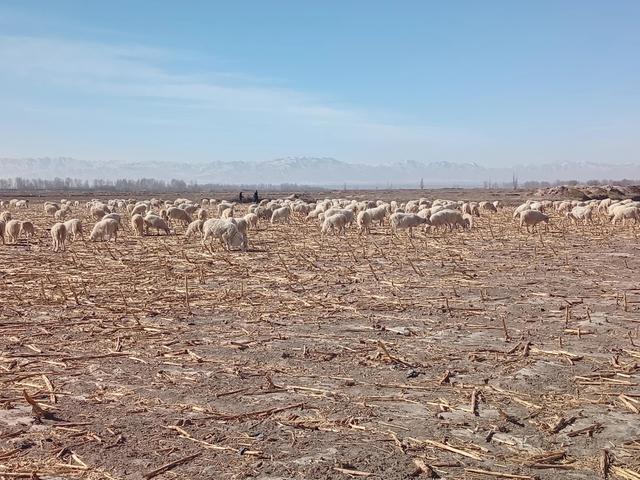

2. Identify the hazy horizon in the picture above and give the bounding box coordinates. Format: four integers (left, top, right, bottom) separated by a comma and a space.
1, 1, 639, 167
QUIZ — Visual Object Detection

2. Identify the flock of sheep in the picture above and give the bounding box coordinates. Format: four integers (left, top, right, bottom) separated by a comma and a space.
0, 194, 638, 253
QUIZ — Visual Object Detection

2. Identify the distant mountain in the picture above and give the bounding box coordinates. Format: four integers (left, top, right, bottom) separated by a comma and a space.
0, 156, 638, 186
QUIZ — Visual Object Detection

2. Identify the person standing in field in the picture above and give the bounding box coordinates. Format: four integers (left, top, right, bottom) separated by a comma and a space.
239, 192, 244, 203
253, 190, 259, 203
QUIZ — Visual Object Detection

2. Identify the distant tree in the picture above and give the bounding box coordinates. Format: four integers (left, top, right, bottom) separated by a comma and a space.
420, 177, 424, 190
512, 173, 518, 190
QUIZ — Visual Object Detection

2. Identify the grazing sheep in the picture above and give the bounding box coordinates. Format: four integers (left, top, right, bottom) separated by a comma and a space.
429, 209, 466, 231
183, 205, 198, 215
202, 219, 246, 251
64, 219, 83, 240
462, 213, 474, 229
144, 214, 171, 235
89, 218, 119, 242
217, 202, 235, 217
15, 200, 29, 209
221, 207, 234, 219
19, 221, 35, 240
167, 207, 192, 225
229, 217, 248, 236
566, 206, 594, 225
255, 206, 273, 221
5, 220, 21, 243
611, 206, 640, 226
103, 213, 123, 227
54, 208, 69, 221
513, 202, 532, 219
292, 203, 312, 216
271, 206, 292, 224
520, 210, 550, 232
185, 219, 205, 238
366, 205, 388, 226
197, 209, 208, 221
50, 223, 67, 252
479, 201, 498, 213
131, 214, 145, 236
44, 203, 59, 216
389, 212, 428, 237
324, 208, 355, 226
130, 204, 147, 216
321, 213, 348, 235
244, 213, 259, 229
0, 211, 11, 222
357, 210, 372, 235
90, 206, 107, 220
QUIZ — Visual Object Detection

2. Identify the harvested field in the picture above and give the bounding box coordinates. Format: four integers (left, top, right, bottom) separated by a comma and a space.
1, 192, 639, 480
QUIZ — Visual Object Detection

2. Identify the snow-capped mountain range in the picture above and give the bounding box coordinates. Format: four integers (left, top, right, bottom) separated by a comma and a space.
0, 157, 638, 186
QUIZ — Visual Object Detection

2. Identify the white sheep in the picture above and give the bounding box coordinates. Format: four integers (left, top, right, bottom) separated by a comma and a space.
144, 214, 171, 235
130, 204, 148, 216
19, 221, 35, 241
202, 219, 246, 251
167, 207, 192, 225
5, 220, 21, 243
389, 212, 428, 237
244, 213, 259, 229
429, 209, 466, 231
0, 211, 11, 222
324, 208, 355, 226
64, 219, 84, 241
271, 206, 292, 224
89, 218, 119, 242
520, 210, 550, 232
217, 202, 235, 217
90, 206, 107, 220
366, 205, 388, 227
44, 203, 59, 216
103, 213, 123, 227
255, 206, 273, 221
479, 201, 497, 213
197, 209, 208, 221
611, 206, 640, 226
229, 217, 248, 236
50, 223, 67, 252
566, 205, 594, 225
131, 214, 145, 236
513, 201, 532, 219
357, 210, 372, 235
185, 219, 205, 238
321, 213, 348, 235
54, 208, 70, 222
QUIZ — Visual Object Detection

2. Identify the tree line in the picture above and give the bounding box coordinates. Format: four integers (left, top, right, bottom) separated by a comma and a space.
0, 177, 324, 192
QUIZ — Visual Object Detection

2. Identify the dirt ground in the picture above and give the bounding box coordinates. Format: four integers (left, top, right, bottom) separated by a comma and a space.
1, 190, 639, 480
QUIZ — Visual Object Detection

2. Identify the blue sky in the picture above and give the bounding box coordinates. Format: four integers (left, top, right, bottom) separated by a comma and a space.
0, 1, 638, 165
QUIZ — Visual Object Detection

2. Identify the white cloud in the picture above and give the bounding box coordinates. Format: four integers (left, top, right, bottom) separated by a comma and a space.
0, 34, 480, 136
0, 33, 492, 164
